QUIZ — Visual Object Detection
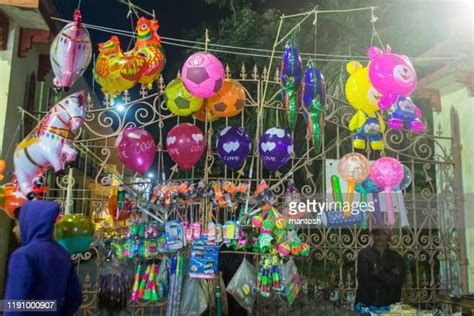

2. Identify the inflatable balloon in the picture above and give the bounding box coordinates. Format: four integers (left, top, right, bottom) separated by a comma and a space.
386, 96, 426, 132
127, 17, 166, 89
337, 152, 370, 214
193, 100, 218, 122
95, 36, 148, 98
181, 52, 225, 98
345, 61, 385, 151
50, 9, 92, 90
258, 128, 293, 172
165, 79, 203, 116
216, 126, 251, 170
370, 157, 404, 226
115, 127, 156, 174
367, 46, 417, 110
302, 59, 325, 154
14, 91, 86, 196
207, 79, 246, 118
280, 43, 303, 130
55, 213, 95, 254
396, 164, 412, 191
166, 123, 205, 170
0, 187, 26, 219
0, 159, 5, 182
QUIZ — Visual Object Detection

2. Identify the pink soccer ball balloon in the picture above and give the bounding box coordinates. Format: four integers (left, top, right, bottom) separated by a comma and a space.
181, 52, 225, 98
369, 157, 404, 189
367, 46, 417, 110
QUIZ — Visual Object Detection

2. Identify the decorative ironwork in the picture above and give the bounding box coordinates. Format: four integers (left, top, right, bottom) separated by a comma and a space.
36, 64, 463, 314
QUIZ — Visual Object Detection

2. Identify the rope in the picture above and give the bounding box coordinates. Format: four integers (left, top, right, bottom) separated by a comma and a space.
50, 16, 457, 63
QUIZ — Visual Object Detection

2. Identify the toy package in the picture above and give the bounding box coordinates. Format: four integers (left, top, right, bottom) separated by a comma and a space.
226, 258, 257, 313
280, 258, 302, 304
189, 234, 219, 279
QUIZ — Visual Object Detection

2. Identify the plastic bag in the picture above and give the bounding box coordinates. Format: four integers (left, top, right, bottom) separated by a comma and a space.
179, 277, 208, 316
226, 258, 257, 313
281, 258, 302, 305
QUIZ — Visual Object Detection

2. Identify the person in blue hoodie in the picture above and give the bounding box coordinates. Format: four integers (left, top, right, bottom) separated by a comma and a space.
3, 200, 83, 315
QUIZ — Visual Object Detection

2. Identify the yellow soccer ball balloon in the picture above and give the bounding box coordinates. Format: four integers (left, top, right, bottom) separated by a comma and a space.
345, 61, 381, 116
165, 78, 203, 116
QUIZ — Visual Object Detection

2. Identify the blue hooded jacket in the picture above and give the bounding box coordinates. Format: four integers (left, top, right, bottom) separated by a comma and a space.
3, 201, 83, 315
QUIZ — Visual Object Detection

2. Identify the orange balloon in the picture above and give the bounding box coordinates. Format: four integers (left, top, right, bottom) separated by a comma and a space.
193, 100, 218, 122
108, 193, 118, 218
0, 159, 5, 182
4, 193, 27, 219
207, 79, 246, 118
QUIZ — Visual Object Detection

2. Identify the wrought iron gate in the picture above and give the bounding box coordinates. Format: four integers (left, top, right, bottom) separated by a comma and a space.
36, 64, 465, 315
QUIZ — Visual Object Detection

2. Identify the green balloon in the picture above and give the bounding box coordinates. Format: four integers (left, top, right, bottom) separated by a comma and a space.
54, 214, 94, 254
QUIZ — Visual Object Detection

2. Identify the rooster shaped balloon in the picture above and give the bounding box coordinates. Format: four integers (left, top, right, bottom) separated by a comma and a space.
50, 9, 92, 90
301, 59, 326, 154
128, 17, 166, 90
94, 36, 148, 98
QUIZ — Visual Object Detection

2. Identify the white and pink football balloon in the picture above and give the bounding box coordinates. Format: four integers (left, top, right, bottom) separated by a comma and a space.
181, 52, 225, 98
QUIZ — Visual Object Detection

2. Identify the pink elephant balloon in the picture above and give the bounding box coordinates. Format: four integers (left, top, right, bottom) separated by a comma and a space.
367, 46, 417, 110
115, 127, 156, 174
166, 123, 205, 170
370, 157, 404, 226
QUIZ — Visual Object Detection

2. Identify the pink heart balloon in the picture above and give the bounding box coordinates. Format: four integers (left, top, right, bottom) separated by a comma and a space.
166, 123, 205, 171
115, 127, 156, 173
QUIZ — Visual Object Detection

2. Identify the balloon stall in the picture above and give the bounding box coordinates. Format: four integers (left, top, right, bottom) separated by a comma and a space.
0, 5, 434, 315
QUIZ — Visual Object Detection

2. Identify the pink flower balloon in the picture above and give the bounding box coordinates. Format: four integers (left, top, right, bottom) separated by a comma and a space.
115, 127, 156, 174
166, 123, 205, 170
370, 157, 404, 226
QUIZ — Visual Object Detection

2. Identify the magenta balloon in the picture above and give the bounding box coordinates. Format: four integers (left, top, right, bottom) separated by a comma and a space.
166, 123, 205, 170
115, 127, 156, 173
369, 157, 404, 189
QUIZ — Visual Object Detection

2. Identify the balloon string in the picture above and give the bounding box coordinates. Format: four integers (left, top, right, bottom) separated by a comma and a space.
77, 0, 82, 9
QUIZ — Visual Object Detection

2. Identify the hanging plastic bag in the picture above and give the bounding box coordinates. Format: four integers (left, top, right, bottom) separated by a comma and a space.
226, 258, 257, 313
179, 277, 208, 316
280, 258, 302, 305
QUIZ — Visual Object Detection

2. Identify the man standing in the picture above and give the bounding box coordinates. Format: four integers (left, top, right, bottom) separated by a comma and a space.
355, 228, 406, 308
3, 200, 83, 315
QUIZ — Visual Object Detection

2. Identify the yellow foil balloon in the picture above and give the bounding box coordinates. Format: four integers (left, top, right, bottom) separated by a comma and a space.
345, 61, 385, 151
95, 36, 148, 98
165, 79, 203, 116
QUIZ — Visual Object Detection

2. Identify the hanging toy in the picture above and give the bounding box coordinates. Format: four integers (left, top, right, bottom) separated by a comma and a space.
181, 52, 225, 98
345, 61, 385, 151
0, 159, 5, 182
165, 78, 203, 116
280, 43, 303, 130
14, 91, 86, 197
337, 153, 370, 216
301, 59, 326, 154
258, 128, 293, 172
369, 157, 404, 226
207, 79, 246, 118
50, 9, 92, 90
54, 214, 95, 254
95, 36, 148, 98
386, 96, 426, 132
128, 17, 166, 90
367, 46, 417, 110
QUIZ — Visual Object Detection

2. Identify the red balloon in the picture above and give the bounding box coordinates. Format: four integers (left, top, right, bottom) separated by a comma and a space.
115, 127, 156, 174
166, 123, 205, 170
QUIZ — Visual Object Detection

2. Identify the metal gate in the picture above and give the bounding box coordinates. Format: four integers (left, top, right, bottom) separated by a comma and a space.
34, 64, 465, 315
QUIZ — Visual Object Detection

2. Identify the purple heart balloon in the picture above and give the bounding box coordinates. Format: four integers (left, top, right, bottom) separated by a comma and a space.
258, 128, 293, 172
216, 126, 252, 170
115, 127, 156, 174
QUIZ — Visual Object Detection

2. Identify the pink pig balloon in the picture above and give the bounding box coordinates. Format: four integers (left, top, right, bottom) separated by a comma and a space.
115, 127, 156, 174
370, 157, 404, 226
368, 46, 417, 110
166, 123, 205, 170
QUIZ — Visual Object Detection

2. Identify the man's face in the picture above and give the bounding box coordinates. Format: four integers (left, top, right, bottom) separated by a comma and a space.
373, 231, 390, 248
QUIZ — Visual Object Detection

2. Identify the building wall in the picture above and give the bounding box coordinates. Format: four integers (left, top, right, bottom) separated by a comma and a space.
433, 83, 474, 292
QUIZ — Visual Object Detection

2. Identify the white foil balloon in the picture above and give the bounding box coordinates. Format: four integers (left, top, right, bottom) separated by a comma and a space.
14, 91, 87, 196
